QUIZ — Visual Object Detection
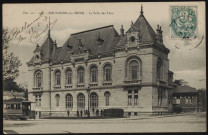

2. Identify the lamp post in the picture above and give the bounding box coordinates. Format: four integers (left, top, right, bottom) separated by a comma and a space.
86, 86, 91, 118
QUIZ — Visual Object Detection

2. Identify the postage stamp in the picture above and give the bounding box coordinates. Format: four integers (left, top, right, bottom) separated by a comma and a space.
170, 6, 197, 39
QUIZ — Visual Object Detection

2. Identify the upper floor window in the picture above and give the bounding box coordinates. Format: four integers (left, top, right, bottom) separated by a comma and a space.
157, 58, 163, 80
55, 94, 60, 106
129, 60, 139, 80
77, 67, 84, 83
103, 64, 112, 81
65, 69, 72, 85
90, 66, 98, 82
66, 94, 73, 108
55, 70, 61, 86
126, 56, 142, 81
104, 91, 111, 106
35, 71, 42, 87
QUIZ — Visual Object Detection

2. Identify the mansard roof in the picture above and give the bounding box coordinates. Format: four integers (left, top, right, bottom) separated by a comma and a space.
28, 6, 170, 65
52, 25, 120, 62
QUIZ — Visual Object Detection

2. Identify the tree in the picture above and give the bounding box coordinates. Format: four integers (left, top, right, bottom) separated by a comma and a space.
197, 88, 206, 111
3, 78, 25, 92
3, 28, 22, 81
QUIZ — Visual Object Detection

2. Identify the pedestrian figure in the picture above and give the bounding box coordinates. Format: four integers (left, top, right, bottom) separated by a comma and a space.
101, 109, 103, 116
67, 110, 70, 117
77, 110, 79, 117
80, 110, 83, 117
96, 109, 99, 116
92, 108, 95, 114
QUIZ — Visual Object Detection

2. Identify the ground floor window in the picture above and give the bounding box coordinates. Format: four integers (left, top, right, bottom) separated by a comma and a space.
176, 97, 180, 104
90, 93, 98, 108
77, 93, 85, 108
35, 94, 41, 107
66, 94, 73, 108
128, 90, 138, 106
104, 91, 111, 106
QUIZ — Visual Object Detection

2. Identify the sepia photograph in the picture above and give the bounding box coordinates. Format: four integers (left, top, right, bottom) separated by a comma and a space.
2, 2, 206, 134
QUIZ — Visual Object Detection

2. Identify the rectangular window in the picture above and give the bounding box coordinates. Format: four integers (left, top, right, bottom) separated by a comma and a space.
128, 95, 132, 105
35, 95, 41, 107
162, 89, 166, 98
134, 95, 138, 105
185, 97, 189, 104
176, 98, 180, 104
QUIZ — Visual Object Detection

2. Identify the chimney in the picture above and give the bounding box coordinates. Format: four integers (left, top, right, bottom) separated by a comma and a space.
53, 40, 57, 56
159, 26, 163, 42
156, 25, 160, 35
120, 25, 124, 38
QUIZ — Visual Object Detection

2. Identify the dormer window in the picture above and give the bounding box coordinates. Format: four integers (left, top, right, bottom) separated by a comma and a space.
97, 38, 104, 45
97, 32, 104, 45
130, 36, 135, 42
36, 55, 40, 59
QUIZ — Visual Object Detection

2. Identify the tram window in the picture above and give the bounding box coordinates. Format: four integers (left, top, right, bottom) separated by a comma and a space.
6, 104, 10, 109
17, 104, 21, 109
11, 104, 14, 109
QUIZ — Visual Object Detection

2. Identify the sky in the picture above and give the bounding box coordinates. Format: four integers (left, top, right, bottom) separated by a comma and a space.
3, 2, 206, 89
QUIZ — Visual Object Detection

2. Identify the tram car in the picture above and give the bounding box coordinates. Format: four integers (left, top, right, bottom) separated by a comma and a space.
3, 98, 35, 120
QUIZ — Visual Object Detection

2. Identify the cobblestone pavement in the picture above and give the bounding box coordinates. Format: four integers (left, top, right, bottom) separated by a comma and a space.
3, 112, 206, 134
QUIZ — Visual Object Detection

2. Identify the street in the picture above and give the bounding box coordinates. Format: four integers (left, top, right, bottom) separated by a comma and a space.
3, 112, 206, 134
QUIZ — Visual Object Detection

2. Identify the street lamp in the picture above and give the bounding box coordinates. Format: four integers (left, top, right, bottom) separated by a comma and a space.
86, 86, 91, 118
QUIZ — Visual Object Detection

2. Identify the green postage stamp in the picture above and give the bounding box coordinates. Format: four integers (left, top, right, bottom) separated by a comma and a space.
170, 6, 197, 39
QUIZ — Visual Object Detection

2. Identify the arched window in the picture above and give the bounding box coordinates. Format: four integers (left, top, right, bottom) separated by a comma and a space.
77, 67, 84, 83
55, 70, 61, 85
65, 69, 72, 85
104, 91, 111, 106
157, 58, 163, 80
90, 93, 98, 108
129, 60, 139, 80
77, 93, 85, 108
90, 66, 98, 82
35, 71, 42, 87
103, 64, 112, 81
66, 94, 73, 108
55, 94, 60, 106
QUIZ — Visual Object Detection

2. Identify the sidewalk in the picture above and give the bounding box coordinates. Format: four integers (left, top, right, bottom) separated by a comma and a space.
124, 112, 201, 120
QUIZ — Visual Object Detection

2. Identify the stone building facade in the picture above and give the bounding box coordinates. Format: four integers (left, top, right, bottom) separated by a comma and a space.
27, 6, 174, 116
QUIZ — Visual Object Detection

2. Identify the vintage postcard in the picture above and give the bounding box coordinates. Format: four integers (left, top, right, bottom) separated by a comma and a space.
2, 2, 206, 134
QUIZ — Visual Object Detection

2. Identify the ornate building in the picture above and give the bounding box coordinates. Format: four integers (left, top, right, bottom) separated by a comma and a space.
27, 6, 174, 117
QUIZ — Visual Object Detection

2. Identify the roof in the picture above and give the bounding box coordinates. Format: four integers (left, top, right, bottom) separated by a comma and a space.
129, 13, 157, 43
28, 6, 169, 64
4, 98, 24, 103
52, 25, 120, 62
173, 85, 198, 94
